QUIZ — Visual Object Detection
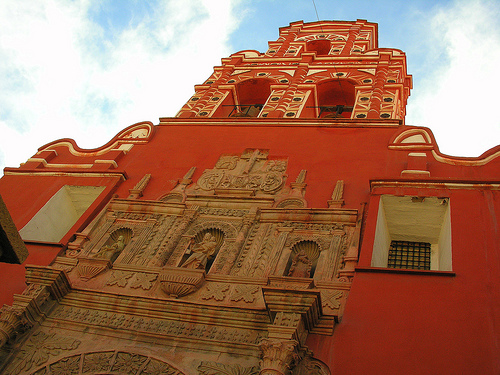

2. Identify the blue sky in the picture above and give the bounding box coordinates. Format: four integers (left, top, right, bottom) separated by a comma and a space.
0, 0, 499, 173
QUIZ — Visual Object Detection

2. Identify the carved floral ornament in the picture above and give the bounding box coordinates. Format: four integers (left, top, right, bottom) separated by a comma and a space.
17, 349, 187, 375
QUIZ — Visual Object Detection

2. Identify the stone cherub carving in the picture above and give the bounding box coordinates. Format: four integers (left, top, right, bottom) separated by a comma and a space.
93, 235, 125, 261
181, 233, 218, 270
288, 250, 313, 278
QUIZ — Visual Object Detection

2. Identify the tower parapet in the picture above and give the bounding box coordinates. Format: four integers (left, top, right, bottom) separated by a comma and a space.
177, 20, 412, 122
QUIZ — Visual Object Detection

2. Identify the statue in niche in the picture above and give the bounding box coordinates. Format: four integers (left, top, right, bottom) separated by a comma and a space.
181, 233, 218, 270
288, 250, 313, 278
93, 235, 125, 261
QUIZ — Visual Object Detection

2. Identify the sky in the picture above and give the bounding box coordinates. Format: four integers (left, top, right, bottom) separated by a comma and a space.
0, 0, 499, 174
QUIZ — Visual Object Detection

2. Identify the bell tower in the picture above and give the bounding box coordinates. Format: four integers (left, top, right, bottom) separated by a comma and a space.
177, 19, 412, 122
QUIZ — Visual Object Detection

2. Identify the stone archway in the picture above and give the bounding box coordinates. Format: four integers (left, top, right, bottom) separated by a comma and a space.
29, 350, 186, 375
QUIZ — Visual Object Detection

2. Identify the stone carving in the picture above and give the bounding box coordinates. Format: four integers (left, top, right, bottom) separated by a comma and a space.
201, 283, 230, 301
93, 235, 125, 260
28, 350, 186, 375
293, 356, 331, 375
259, 339, 299, 375
273, 312, 301, 327
49, 354, 80, 375
0, 305, 26, 349
196, 149, 287, 194
198, 207, 248, 217
129, 272, 158, 290
198, 361, 259, 375
321, 290, 344, 310
230, 285, 260, 303
181, 233, 218, 270
51, 305, 261, 344
9, 331, 80, 374
112, 352, 148, 373
83, 351, 114, 373
328, 180, 345, 208
288, 250, 313, 278
106, 270, 133, 287
128, 173, 151, 199
77, 258, 111, 281
159, 268, 205, 298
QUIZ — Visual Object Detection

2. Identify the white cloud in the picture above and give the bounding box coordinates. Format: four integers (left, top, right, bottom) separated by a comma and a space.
0, 0, 241, 173
406, 0, 500, 157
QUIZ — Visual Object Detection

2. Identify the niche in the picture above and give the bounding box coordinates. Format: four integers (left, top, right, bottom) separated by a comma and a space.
93, 227, 133, 263
284, 240, 321, 278
179, 228, 225, 272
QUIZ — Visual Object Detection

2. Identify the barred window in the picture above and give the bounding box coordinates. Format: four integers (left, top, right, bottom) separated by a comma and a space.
388, 240, 431, 270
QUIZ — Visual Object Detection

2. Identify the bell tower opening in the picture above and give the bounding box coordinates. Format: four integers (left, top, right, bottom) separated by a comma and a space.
230, 78, 272, 117
317, 79, 356, 119
306, 39, 331, 56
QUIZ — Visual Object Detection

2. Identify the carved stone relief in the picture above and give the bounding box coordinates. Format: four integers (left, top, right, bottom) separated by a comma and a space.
6, 331, 81, 374
25, 350, 186, 375
50, 306, 264, 345
194, 149, 288, 194
198, 361, 259, 375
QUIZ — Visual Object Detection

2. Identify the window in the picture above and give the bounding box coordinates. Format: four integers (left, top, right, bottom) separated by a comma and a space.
388, 240, 431, 270
371, 195, 452, 271
19, 185, 105, 243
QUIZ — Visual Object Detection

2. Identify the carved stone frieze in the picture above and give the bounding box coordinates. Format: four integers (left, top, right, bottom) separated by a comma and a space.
200, 283, 230, 301
50, 306, 264, 345
198, 207, 249, 217
106, 270, 134, 287
129, 272, 158, 290
230, 285, 260, 303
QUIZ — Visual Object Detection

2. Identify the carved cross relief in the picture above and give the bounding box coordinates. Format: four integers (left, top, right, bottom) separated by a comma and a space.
195, 149, 288, 194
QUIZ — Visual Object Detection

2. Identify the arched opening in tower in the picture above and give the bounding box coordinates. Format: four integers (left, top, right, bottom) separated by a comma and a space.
317, 79, 356, 119
306, 39, 331, 56
230, 78, 272, 117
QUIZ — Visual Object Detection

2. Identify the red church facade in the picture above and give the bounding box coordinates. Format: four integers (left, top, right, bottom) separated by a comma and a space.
0, 20, 499, 375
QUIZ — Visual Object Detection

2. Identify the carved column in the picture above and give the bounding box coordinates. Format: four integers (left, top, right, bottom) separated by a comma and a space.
222, 212, 255, 274
150, 209, 198, 267
0, 306, 24, 349
260, 289, 322, 374
260, 338, 299, 375
367, 56, 389, 119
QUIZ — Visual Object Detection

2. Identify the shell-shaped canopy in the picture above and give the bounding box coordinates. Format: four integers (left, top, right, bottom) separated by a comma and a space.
291, 240, 320, 261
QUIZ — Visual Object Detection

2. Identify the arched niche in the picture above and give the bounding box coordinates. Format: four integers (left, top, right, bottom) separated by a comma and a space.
284, 240, 321, 278
306, 39, 331, 56
317, 79, 356, 119
230, 78, 272, 117
92, 227, 133, 263
179, 228, 225, 273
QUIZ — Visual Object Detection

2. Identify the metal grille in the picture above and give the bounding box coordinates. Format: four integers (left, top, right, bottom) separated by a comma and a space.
388, 240, 431, 270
